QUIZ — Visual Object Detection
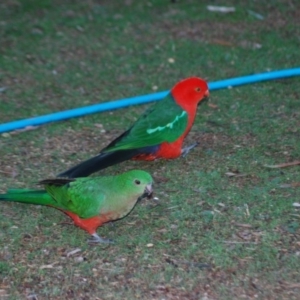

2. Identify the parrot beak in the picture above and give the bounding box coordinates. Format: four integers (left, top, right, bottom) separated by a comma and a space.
203, 89, 210, 101
138, 183, 153, 202
138, 183, 153, 201
145, 183, 153, 197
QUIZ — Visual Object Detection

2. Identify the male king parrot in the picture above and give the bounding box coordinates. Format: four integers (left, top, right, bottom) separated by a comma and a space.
58, 77, 209, 178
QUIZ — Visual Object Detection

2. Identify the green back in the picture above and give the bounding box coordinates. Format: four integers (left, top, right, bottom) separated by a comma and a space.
104, 94, 188, 152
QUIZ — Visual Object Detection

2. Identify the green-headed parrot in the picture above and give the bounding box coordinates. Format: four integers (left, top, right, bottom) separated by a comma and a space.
0, 170, 153, 243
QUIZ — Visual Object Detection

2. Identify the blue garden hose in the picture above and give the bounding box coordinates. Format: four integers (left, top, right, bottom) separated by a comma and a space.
0, 67, 299, 134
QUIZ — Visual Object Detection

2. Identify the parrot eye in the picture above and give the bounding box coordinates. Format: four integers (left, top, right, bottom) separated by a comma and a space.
195, 87, 201, 92
134, 179, 141, 185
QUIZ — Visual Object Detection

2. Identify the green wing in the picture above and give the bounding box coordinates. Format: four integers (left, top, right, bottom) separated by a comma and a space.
104, 94, 188, 152
44, 177, 109, 219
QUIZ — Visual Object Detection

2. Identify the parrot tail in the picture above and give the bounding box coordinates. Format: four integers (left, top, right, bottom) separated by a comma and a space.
57, 149, 142, 178
0, 189, 55, 206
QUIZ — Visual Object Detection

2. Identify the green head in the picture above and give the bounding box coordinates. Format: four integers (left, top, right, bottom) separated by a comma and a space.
118, 170, 153, 198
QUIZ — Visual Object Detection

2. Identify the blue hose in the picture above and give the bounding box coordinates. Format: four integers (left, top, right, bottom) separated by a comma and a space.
1, 67, 300, 133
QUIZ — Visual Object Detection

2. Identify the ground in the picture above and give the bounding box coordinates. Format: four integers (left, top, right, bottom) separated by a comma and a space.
0, 0, 300, 299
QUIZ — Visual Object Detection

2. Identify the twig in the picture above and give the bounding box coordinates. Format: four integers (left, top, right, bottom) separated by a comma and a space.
223, 241, 258, 244
67, 248, 81, 257
245, 204, 250, 216
280, 182, 300, 188
264, 161, 300, 168
0, 170, 11, 174
167, 205, 179, 210
232, 222, 253, 228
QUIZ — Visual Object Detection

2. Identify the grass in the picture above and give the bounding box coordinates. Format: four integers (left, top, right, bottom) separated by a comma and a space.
0, 0, 300, 299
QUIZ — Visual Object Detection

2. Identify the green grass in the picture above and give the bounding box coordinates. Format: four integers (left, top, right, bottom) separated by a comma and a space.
0, 0, 300, 299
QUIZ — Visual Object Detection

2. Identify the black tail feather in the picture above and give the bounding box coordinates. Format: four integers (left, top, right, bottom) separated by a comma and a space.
57, 149, 141, 178
39, 178, 75, 186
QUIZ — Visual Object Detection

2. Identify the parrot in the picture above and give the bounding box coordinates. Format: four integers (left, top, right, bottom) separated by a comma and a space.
57, 77, 209, 178
0, 170, 153, 243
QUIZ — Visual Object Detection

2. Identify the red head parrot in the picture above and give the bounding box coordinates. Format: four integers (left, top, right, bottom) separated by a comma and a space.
58, 77, 209, 178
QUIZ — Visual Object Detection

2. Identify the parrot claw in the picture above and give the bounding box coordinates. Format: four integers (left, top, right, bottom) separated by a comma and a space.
88, 233, 114, 244
181, 142, 199, 157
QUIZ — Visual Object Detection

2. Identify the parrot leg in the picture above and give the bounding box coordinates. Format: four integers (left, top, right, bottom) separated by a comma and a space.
88, 233, 114, 244
181, 142, 199, 157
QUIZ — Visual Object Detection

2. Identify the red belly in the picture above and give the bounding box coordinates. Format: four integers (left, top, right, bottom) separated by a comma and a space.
132, 138, 183, 161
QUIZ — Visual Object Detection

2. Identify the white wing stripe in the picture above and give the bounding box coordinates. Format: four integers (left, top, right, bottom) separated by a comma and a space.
146, 111, 187, 134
